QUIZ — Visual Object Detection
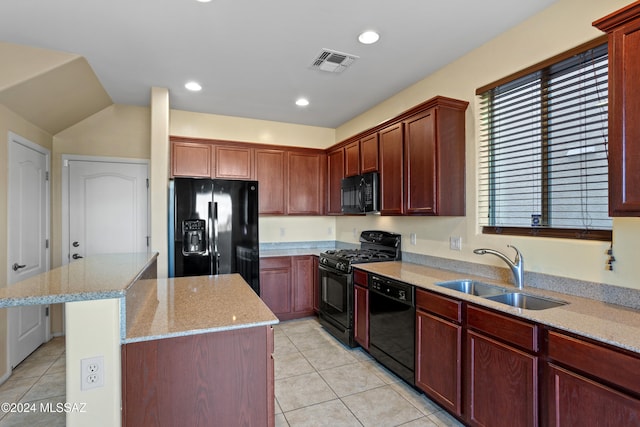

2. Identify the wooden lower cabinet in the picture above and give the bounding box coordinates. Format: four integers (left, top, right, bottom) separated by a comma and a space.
545, 329, 640, 426
465, 305, 538, 427
546, 363, 640, 426
415, 289, 462, 416
466, 330, 538, 427
260, 257, 292, 317
416, 310, 462, 416
121, 326, 274, 427
260, 255, 316, 321
292, 255, 315, 315
354, 285, 369, 349
353, 269, 369, 349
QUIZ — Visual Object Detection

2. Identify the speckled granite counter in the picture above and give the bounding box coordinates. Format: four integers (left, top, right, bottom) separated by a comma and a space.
355, 261, 640, 354
0, 252, 158, 307
125, 274, 279, 343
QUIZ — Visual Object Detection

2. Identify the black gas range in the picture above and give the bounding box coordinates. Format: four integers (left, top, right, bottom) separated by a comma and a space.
319, 231, 402, 272
318, 230, 401, 347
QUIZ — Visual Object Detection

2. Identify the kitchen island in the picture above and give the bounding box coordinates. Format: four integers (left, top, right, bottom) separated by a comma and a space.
0, 252, 278, 427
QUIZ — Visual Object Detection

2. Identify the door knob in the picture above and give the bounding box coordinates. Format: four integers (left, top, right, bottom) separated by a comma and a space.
72, 241, 80, 247
72, 254, 84, 260
12, 263, 26, 271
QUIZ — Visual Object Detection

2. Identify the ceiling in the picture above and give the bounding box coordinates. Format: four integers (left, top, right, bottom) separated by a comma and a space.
0, 0, 559, 129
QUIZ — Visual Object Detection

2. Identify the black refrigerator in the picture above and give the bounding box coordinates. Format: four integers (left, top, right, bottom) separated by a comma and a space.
168, 178, 260, 295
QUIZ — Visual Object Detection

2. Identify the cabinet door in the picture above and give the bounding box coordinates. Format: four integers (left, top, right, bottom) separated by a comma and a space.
214, 145, 253, 180
379, 123, 404, 214
292, 255, 314, 315
259, 257, 291, 317
345, 141, 360, 177
312, 256, 319, 313
255, 149, 286, 214
404, 110, 437, 214
327, 148, 345, 215
360, 133, 379, 173
416, 310, 461, 416
171, 142, 212, 178
466, 330, 538, 427
595, 8, 640, 216
546, 363, 640, 426
354, 284, 369, 350
287, 151, 324, 215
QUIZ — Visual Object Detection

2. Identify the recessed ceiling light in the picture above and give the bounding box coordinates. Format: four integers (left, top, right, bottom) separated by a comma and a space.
185, 81, 202, 91
358, 30, 380, 45
196, 0, 212, 3
296, 98, 309, 107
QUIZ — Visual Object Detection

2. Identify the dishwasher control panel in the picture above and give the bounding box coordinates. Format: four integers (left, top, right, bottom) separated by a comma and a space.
370, 275, 414, 305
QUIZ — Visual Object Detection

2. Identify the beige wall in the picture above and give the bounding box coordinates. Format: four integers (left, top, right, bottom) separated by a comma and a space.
334, 0, 640, 289
171, 109, 335, 149
0, 104, 53, 381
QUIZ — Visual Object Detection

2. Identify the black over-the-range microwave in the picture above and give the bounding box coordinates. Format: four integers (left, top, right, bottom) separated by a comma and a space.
341, 172, 380, 214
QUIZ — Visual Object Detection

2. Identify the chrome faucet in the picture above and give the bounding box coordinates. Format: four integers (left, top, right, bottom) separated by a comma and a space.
473, 245, 524, 290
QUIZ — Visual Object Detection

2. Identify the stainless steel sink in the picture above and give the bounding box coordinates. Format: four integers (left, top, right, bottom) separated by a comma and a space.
436, 280, 508, 297
485, 292, 567, 310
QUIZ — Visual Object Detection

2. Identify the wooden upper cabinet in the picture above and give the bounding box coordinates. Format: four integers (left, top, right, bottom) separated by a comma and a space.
360, 133, 379, 173
214, 145, 253, 180
171, 142, 212, 178
404, 100, 466, 216
255, 149, 285, 215
345, 141, 360, 177
327, 148, 345, 215
287, 151, 325, 215
404, 110, 437, 214
594, 2, 640, 216
379, 122, 404, 215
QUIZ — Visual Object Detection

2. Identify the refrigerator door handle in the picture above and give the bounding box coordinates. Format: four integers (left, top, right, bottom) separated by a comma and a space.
208, 202, 214, 275
209, 201, 221, 275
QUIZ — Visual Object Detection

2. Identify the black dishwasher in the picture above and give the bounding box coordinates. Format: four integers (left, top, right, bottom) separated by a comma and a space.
369, 275, 415, 385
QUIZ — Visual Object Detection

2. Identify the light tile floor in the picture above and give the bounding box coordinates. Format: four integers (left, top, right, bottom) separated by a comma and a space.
0, 317, 464, 427
274, 317, 464, 427
0, 336, 65, 427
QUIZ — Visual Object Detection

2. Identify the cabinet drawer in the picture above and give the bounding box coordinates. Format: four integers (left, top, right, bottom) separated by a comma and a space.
260, 256, 291, 269
547, 331, 640, 395
416, 289, 461, 323
467, 305, 538, 352
353, 269, 368, 287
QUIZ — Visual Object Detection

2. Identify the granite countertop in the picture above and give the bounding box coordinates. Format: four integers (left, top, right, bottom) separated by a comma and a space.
355, 261, 640, 354
124, 274, 279, 343
0, 252, 158, 307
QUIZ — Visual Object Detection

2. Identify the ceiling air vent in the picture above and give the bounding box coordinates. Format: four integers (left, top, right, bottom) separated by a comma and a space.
311, 49, 359, 73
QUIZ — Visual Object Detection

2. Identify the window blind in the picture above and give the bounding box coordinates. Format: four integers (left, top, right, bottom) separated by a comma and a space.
477, 42, 611, 240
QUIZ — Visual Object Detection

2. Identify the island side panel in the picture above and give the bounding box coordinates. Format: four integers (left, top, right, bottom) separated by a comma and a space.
122, 325, 275, 427
66, 298, 122, 427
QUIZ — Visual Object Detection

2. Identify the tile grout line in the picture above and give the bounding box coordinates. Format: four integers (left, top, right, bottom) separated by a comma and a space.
275, 318, 446, 426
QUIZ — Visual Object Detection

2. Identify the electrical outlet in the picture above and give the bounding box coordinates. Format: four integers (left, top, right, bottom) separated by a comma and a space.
449, 236, 462, 251
410, 233, 417, 245
81, 356, 104, 390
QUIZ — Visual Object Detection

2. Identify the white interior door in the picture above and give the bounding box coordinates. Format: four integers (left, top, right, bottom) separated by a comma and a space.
7, 133, 50, 368
66, 159, 149, 262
